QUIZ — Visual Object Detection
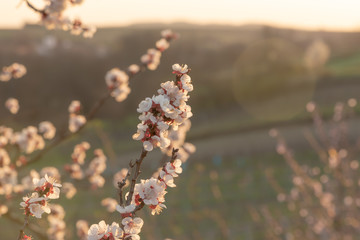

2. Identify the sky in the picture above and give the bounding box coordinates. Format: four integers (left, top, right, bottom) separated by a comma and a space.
1, 0, 359, 31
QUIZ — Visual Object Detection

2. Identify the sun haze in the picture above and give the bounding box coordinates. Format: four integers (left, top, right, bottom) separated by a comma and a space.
0, 0, 359, 30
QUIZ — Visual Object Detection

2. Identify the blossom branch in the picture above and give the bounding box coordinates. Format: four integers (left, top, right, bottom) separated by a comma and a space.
87, 63, 193, 239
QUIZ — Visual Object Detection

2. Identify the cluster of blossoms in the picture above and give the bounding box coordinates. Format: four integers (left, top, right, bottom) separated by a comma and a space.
68, 100, 87, 133
162, 119, 196, 162
65, 142, 107, 188
89, 158, 184, 239
86, 149, 107, 188
13, 122, 56, 154
104, 30, 178, 103
25, 0, 96, 38
0, 63, 26, 82
21, 167, 60, 191
13, 126, 45, 154
20, 174, 61, 218
20, 167, 77, 203
133, 64, 193, 151
141, 29, 178, 71
88, 218, 143, 240
0, 122, 55, 197
105, 68, 131, 102
132, 159, 183, 215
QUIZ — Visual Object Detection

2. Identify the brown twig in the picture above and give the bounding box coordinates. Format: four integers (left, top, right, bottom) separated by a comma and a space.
169, 148, 179, 163
118, 163, 132, 206
25, 0, 44, 14
132, 201, 145, 214
126, 148, 148, 205
17, 214, 29, 240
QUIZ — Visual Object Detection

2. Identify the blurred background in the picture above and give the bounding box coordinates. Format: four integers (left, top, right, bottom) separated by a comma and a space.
1, 0, 360, 239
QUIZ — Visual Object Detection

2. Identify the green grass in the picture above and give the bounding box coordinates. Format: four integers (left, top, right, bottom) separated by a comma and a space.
326, 52, 360, 77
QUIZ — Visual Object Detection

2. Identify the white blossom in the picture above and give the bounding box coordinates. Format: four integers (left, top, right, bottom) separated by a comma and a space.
88, 220, 123, 240
62, 182, 77, 199
39, 121, 56, 139
76, 220, 89, 240
172, 64, 189, 74
141, 48, 161, 70
5, 98, 19, 114
68, 100, 81, 114
105, 68, 129, 89
137, 97, 153, 113
20, 192, 51, 218
122, 217, 143, 235
128, 64, 140, 75
134, 178, 167, 215
13, 126, 45, 154
116, 204, 135, 217
156, 38, 170, 52
33, 174, 62, 199
72, 141, 91, 165
69, 114, 86, 133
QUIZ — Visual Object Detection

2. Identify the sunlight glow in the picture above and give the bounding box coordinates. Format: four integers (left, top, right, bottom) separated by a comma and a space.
0, 0, 359, 30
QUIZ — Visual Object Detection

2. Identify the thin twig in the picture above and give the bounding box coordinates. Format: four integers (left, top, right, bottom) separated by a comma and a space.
170, 148, 179, 163
132, 201, 145, 214
126, 148, 148, 205
17, 214, 29, 240
25, 0, 44, 14
118, 163, 132, 206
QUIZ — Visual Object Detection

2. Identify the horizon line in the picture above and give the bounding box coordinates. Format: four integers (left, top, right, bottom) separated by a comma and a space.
1, 20, 360, 33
